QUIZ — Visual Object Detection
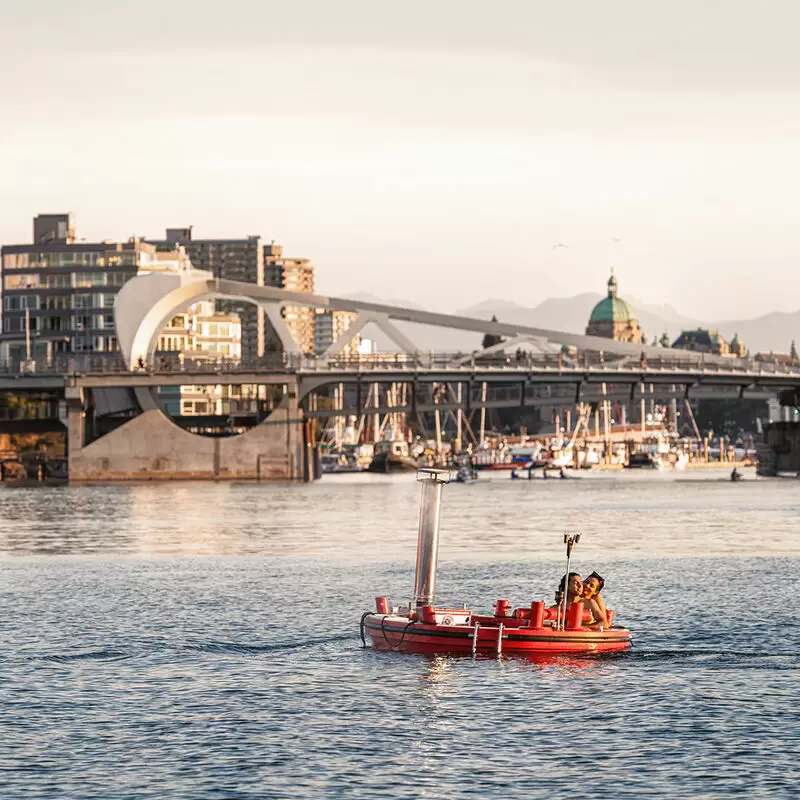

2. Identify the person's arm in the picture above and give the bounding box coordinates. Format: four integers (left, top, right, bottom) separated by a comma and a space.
594, 593, 608, 619
584, 597, 608, 629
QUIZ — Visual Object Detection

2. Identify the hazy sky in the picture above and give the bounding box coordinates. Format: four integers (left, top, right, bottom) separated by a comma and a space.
2, 0, 800, 320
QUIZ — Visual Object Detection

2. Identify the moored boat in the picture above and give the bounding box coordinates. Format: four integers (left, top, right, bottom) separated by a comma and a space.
367, 439, 418, 473
320, 444, 375, 474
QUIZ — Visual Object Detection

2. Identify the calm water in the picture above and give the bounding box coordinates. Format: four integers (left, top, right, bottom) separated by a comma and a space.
2, 469, 799, 799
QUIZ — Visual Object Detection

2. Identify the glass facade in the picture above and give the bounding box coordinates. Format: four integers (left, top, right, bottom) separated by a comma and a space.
2, 251, 140, 268
1, 240, 146, 357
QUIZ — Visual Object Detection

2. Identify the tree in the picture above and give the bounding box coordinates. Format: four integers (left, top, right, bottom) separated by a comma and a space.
791, 340, 798, 362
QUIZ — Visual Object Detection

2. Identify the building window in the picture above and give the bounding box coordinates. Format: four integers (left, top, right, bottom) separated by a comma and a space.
4, 274, 39, 290
94, 293, 115, 308
41, 316, 71, 332
2, 253, 29, 269
74, 273, 104, 288
3, 295, 39, 311
42, 295, 70, 310
41, 274, 70, 289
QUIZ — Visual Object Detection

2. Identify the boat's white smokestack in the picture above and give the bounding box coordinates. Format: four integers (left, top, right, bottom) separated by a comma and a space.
413, 467, 450, 608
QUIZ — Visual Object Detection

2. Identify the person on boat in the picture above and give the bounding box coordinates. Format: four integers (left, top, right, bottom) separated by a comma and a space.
554, 572, 583, 607
582, 571, 609, 629
552, 572, 607, 629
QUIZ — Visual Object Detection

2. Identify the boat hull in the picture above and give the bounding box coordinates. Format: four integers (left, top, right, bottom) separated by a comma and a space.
367, 452, 419, 473
363, 613, 631, 656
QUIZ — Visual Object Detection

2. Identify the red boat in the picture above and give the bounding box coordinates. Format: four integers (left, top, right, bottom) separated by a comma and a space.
361, 468, 632, 657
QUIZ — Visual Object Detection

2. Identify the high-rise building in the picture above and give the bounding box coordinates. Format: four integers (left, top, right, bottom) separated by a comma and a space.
264, 242, 316, 353
1, 214, 189, 364
152, 228, 265, 362
315, 309, 360, 356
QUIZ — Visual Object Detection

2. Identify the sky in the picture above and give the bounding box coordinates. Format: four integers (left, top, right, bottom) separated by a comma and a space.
2, 0, 800, 320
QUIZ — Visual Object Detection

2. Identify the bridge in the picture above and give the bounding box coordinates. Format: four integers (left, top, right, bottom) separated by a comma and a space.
2, 270, 798, 481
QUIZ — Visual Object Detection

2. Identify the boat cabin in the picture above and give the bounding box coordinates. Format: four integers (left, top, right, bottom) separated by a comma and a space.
374, 440, 410, 457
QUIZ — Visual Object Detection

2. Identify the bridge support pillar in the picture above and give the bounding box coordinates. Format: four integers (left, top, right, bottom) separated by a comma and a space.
757, 420, 800, 476
65, 386, 86, 475
66, 381, 310, 482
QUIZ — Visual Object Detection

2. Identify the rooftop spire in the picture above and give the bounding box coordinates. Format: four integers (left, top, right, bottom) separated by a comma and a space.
607, 267, 617, 297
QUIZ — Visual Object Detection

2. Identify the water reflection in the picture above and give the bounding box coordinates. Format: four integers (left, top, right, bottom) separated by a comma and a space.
1, 470, 799, 559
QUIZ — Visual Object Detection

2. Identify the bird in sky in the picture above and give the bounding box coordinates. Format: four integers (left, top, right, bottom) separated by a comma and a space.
553, 243, 568, 249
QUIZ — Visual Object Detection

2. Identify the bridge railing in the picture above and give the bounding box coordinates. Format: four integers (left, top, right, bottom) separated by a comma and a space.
298, 351, 800, 376
2, 351, 800, 377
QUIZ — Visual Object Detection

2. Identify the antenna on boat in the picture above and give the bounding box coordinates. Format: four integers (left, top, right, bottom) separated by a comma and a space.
558, 533, 581, 630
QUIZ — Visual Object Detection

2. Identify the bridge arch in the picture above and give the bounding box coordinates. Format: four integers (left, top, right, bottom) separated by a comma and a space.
114, 270, 305, 369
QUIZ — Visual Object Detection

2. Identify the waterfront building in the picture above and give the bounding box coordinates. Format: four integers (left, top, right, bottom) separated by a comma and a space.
315, 309, 360, 355
264, 242, 316, 353
671, 329, 746, 357
157, 300, 242, 416
754, 350, 795, 366
152, 227, 264, 363
585, 271, 644, 343
157, 301, 242, 362
150, 231, 317, 358
1, 214, 190, 364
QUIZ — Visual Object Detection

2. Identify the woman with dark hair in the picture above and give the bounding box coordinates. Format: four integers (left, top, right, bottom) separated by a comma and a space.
582, 571, 609, 629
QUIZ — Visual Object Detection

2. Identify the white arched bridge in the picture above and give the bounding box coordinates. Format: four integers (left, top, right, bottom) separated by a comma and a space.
2, 270, 799, 482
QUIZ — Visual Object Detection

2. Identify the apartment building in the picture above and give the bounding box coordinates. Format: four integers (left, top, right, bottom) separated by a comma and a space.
1, 214, 189, 364
314, 309, 360, 356
157, 300, 243, 416
152, 228, 264, 363
264, 242, 316, 353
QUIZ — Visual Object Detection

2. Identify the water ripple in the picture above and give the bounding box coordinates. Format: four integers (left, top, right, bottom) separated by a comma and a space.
2, 475, 800, 798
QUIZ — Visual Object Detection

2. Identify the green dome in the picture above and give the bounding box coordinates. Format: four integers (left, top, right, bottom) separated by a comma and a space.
589, 295, 637, 323
589, 274, 638, 324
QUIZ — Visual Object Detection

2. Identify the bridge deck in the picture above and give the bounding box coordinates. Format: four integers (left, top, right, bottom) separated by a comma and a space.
0, 354, 798, 391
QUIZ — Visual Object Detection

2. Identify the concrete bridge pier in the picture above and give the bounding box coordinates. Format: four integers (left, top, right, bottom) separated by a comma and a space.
66, 382, 311, 482
65, 386, 87, 454
757, 420, 800, 476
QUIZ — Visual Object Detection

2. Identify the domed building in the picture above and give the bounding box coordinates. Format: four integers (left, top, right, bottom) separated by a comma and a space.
585, 271, 643, 343
672, 328, 746, 357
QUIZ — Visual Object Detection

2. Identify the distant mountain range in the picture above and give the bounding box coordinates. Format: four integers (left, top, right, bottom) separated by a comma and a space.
342, 291, 799, 354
